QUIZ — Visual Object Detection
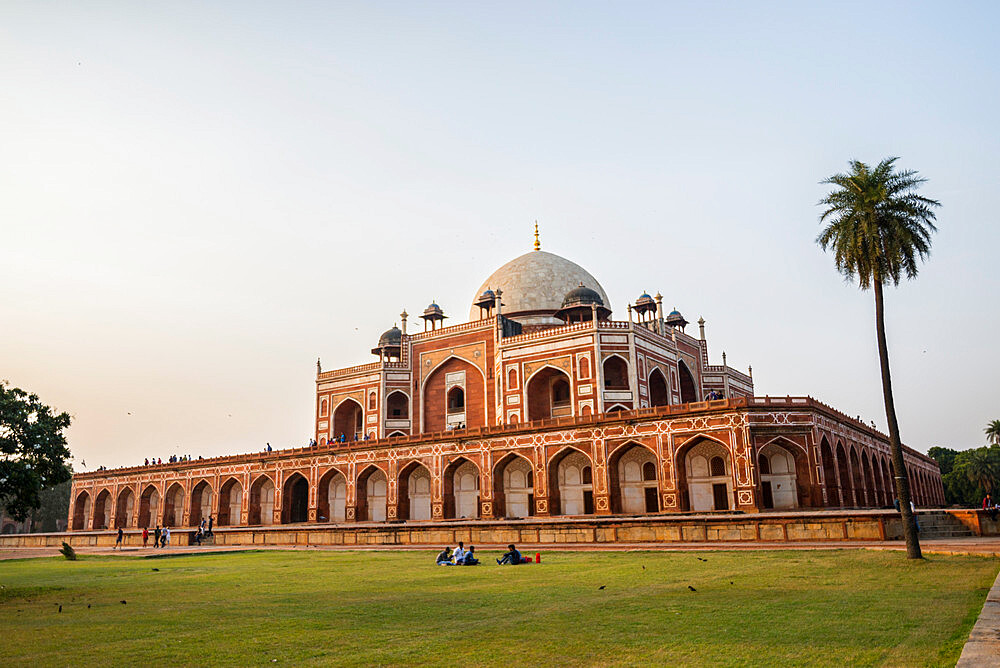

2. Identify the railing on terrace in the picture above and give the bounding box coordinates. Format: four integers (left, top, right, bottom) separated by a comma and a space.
73, 395, 934, 479
405, 318, 495, 342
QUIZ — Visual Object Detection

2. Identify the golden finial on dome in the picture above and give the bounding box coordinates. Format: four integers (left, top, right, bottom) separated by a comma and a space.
533, 221, 541, 251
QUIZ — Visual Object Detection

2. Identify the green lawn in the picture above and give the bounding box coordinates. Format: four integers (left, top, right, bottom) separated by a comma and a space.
0, 549, 995, 667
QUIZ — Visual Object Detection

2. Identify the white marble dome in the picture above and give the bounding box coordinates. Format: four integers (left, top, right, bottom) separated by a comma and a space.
469, 250, 611, 325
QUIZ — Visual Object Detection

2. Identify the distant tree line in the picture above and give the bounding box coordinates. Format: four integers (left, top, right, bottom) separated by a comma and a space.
928, 420, 1000, 507
1, 479, 71, 533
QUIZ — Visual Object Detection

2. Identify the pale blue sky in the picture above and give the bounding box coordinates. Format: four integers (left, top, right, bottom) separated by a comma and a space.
1, 2, 997, 469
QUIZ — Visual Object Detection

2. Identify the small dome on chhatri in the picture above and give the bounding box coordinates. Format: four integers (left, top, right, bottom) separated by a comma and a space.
634, 292, 656, 314
666, 307, 688, 327
562, 283, 604, 308
423, 302, 445, 318
377, 325, 402, 348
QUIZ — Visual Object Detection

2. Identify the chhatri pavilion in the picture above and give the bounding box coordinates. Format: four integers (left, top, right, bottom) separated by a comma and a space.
68, 230, 944, 533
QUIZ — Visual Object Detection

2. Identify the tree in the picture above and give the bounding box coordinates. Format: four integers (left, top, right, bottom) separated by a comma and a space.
818, 157, 940, 559
986, 420, 1000, 446
959, 448, 1000, 495
0, 382, 73, 521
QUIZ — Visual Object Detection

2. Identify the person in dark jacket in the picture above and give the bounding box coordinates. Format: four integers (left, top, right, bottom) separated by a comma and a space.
497, 544, 522, 565
462, 546, 479, 565
436, 547, 453, 565
114, 528, 124, 549
154, 526, 162, 549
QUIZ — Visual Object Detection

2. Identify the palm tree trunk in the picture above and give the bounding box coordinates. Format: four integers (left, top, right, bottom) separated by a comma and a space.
874, 280, 922, 559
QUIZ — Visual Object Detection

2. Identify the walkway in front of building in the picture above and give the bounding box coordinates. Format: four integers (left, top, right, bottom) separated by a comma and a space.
4, 536, 1000, 561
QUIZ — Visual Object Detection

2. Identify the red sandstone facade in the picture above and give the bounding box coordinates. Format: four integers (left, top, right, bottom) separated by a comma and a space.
68, 240, 944, 532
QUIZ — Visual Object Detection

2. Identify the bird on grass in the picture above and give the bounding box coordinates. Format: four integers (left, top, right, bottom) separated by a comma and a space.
696, 557, 707, 562
598, 585, 606, 590
687, 586, 697, 592
120, 600, 127, 605
58, 605, 62, 613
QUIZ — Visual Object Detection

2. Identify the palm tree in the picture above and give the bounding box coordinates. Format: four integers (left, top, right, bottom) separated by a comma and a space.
818, 157, 940, 559
985, 420, 1000, 446
961, 448, 999, 494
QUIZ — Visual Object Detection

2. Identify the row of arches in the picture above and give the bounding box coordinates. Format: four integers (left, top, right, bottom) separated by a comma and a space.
322, 356, 700, 442
818, 438, 943, 508
71, 438, 813, 531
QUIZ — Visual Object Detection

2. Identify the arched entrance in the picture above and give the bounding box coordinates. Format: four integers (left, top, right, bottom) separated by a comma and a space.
386, 391, 409, 419
422, 357, 486, 433
92, 489, 111, 530
72, 491, 91, 531
138, 485, 160, 528
758, 442, 798, 509
162, 483, 184, 527
820, 438, 841, 507
218, 478, 243, 526
678, 360, 697, 404
189, 480, 213, 527
248, 476, 275, 525
648, 368, 669, 408
317, 468, 347, 523
603, 355, 629, 390
549, 448, 594, 516
849, 448, 865, 506
836, 443, 854, 507
862, 453, 876, 508
332, 399, 364, 442
281, 473, 309, 524
444, 458, 480, 519
360, 467, 387, 522
681, 439, 733, 511
609, 443, 659, 514
397, 462, 433, 521
115, 488, 135, 528
525, 367, 573, 421
493, 453, 534, 519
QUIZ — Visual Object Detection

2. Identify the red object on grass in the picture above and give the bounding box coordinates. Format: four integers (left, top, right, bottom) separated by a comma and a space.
536, 552, 541, 563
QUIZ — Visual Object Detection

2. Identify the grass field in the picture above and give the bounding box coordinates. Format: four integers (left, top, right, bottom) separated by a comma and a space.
0, 549, 996, 667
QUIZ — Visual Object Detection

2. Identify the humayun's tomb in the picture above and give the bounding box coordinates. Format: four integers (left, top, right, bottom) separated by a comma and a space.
63, 230, 947, 545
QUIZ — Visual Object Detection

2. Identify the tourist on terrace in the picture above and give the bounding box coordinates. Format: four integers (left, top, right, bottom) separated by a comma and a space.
462, 546, 479, 565
115, 527, 124, 549
497, 544, 522, 565
983, 494, 998, 521
451, 541, 466, 564
266, 443, 272, 452
436, 547, 453, 565
144, 458, 149, 466
142, 527, 149, 548
154, 526, 161, 549
162, 526, 171, 547
208, 515, 214, 535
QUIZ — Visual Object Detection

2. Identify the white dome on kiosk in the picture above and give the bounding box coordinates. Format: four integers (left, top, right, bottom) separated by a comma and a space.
469, 249, 611, 326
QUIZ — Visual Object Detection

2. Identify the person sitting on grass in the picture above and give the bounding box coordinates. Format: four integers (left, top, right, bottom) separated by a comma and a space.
436, 547, 453, 565
497, 544, 522, 565
462, 546, 479, 565
451, 541, 466, 564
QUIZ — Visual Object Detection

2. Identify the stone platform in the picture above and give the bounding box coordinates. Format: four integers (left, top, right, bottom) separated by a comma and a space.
4, 509, 997, 550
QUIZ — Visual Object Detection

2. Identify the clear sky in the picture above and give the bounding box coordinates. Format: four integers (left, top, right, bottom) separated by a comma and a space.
2, 2, 997, 470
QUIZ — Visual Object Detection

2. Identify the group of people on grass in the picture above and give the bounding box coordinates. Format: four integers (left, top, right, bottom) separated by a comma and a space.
435, 542, 524, 566
111, 516, 215, 549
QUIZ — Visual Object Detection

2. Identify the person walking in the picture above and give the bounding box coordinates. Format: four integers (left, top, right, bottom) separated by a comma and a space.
115, 527, 124, 549
207, 515, 214, 536
162, 526, 171, 548
142, 527, 149, 548
154, 525, 161, 549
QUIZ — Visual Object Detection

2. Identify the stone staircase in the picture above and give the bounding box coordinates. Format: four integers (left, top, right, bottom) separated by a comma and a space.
917, 511, 975, 539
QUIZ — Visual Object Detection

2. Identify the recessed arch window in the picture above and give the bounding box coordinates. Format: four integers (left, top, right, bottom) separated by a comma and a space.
507, 368, 517, 390
447, 387, 465, 413
710, 456, 726, 477
368, 392, 377, 411
320, 399, 328, 416
642, 461, 657, 481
